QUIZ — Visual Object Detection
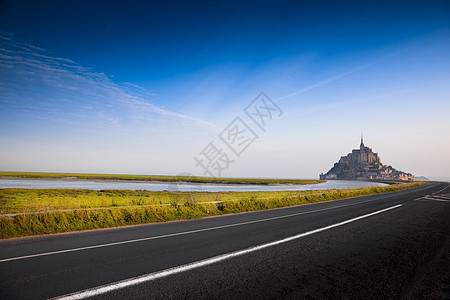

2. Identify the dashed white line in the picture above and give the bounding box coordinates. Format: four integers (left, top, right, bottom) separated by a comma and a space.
50, 204, 402, 300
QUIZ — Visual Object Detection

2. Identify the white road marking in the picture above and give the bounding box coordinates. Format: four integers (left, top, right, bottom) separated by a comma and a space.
413, 184, 450, 202
433, 184, 450, 195
0, 186, 433, 263
0, 198, 380, 263
416, 192, 450, 202
50, 204, 402, 300
422, 197, 450, 202
413, 197, 426, 201
429, 195, 450, 200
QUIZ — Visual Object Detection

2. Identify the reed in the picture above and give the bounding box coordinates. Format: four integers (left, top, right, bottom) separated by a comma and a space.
0, 181, 427, 239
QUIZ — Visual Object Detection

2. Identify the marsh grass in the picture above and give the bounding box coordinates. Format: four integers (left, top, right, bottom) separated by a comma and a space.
0, 181, 427, 239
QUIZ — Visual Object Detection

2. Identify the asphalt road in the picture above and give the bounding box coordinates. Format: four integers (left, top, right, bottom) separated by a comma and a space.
0, 182, 449, 299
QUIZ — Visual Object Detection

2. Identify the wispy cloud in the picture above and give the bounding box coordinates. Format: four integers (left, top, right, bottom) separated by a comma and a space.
275, 63, 374, 102
0, 32, 218, 131
274, 52, 401, 103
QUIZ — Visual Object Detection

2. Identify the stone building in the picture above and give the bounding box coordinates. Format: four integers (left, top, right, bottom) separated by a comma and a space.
320, 136, 414, 181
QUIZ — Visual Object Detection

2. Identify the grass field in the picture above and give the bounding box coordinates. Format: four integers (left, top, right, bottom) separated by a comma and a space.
0, 171, 323, 185
0, 181, 428, 239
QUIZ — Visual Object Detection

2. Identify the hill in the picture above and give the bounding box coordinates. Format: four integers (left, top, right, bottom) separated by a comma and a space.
320, 137, 414, 181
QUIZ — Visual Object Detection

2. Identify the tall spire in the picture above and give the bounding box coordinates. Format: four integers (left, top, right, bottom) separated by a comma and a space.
360, 134, 364, 148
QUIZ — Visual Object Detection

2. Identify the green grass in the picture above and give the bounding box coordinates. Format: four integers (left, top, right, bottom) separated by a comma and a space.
0, 181, 428, 239
0, 171, 323, 185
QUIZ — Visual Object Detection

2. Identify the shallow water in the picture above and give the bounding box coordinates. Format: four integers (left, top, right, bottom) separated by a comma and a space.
0, 178, 387, 192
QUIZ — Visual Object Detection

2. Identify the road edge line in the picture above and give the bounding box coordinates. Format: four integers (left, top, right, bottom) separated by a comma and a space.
50, 204, 402, 300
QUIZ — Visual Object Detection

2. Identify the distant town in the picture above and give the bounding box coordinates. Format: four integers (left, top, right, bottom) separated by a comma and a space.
320, 137, 414, 181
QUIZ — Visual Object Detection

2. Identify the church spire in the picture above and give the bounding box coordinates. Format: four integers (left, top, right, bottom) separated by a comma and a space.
360, 134, 364, 148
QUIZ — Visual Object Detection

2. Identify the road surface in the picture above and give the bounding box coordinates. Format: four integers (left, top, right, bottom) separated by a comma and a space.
0, 181, 449, 299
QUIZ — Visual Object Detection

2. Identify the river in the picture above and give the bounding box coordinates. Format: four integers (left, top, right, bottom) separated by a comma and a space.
0, 178, 387, 192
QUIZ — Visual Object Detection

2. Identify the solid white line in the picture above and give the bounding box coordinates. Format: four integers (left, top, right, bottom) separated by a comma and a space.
0, 186, 427, 263
51, 204, 402, 300
0, 199, 372, 263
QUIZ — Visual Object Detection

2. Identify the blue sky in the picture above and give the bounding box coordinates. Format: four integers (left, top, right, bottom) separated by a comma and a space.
0, 0, 449, 179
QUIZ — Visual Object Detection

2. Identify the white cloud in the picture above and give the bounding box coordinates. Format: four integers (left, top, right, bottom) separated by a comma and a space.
0, 33, 217, 131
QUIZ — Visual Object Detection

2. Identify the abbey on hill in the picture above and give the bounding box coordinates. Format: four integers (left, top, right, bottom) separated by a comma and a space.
319, 137, 414, 181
